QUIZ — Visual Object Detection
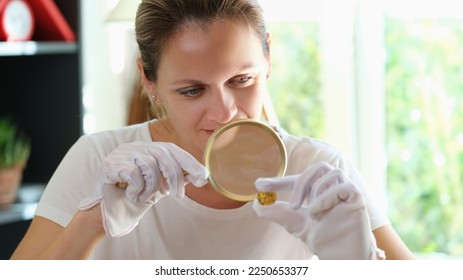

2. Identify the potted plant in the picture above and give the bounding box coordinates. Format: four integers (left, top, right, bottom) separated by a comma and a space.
0, 117, 31, 207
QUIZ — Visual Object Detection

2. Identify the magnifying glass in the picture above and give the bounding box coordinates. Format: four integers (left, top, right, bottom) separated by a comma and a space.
115, 119, 286, 205
204, 119, 287, 205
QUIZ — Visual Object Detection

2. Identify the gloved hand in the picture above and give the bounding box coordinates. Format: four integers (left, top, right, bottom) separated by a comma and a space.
253, 162, 385, 260
79, 142, 208, 237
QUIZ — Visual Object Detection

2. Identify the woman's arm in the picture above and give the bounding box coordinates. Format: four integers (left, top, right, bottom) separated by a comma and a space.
10, 205, 105, 260
373, 224, 416, 260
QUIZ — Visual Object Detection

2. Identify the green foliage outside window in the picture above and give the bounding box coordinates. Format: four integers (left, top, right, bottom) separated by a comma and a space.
267, 18, 463, 257
266, 22, 323, 139
385, 18, 463, 256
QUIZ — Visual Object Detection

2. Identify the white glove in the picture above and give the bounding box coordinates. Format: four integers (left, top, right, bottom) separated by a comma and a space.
79, 142, 208, 237
253, 162, 385, 260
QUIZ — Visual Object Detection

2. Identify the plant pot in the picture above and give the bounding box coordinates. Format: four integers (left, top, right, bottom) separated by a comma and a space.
0, 163, 25, 207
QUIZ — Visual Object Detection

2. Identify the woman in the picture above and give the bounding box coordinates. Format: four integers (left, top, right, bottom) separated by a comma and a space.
11, 0, 414, 259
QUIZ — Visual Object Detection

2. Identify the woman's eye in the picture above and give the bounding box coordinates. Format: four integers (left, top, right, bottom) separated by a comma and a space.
238, 76, 252, 83
178, 87, 203, 97
231, 75, 255, 87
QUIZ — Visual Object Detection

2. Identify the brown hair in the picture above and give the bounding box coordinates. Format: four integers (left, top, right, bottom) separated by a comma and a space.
135, 0, 268, 119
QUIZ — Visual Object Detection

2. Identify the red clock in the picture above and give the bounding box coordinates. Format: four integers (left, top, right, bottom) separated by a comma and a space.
0, 0, 35, 41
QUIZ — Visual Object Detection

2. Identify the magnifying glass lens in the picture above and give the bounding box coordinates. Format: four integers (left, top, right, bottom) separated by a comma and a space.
204, 119, 286, 202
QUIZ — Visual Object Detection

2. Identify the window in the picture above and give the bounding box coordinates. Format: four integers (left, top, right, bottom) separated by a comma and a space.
263, 0, 463, 257
384, 4, 463, 257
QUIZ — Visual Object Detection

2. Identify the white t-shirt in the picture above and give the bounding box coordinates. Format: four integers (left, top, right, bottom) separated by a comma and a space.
35, 121, 389, 259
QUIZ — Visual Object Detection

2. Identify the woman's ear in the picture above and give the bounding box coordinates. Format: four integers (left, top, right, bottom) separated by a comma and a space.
136, 56, 158, 103
136, 56, 152, 89
266, 32, 272, 79
266, 32, 272, 52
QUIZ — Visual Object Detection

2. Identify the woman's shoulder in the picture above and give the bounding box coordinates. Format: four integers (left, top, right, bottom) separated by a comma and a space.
280, 128, 342, 160
278, 127, 346, 174
77, 121, 153, 155
87, 121, 152, 142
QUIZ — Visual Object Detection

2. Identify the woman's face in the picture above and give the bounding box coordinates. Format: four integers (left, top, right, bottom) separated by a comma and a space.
153, 20, 271, 159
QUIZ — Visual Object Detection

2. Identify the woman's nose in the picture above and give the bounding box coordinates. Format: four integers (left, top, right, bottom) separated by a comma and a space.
206, 88, 238, 123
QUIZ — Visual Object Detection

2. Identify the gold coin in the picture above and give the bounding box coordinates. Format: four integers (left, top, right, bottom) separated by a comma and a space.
257, 192, 277, 205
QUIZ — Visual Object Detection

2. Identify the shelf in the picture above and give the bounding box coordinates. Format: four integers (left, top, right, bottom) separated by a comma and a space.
0, 184, 44, 226
0, 203, 37, 226
0, 41, 78, 56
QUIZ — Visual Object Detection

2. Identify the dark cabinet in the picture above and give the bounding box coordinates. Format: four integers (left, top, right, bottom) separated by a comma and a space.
0, 0, 82, 259
1, 0, 82, 185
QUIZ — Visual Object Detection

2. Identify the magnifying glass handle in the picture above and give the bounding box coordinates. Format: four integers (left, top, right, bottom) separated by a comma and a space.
114, 170, 190, 189
115, 178, 276, 205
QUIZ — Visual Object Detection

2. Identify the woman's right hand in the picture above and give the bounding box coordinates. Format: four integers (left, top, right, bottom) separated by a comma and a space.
253, 162, 385, 260
79, 142, 208, 237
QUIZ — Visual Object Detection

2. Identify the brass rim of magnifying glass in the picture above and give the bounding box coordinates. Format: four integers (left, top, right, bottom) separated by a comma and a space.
203, 119, 287, 202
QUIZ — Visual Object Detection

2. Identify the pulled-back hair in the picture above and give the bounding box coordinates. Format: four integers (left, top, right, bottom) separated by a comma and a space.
136, 0, 267, 81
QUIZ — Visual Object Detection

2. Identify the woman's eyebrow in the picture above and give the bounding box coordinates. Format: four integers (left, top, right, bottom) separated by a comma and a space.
171, 79, 204, 86
171, 64, 261, 86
